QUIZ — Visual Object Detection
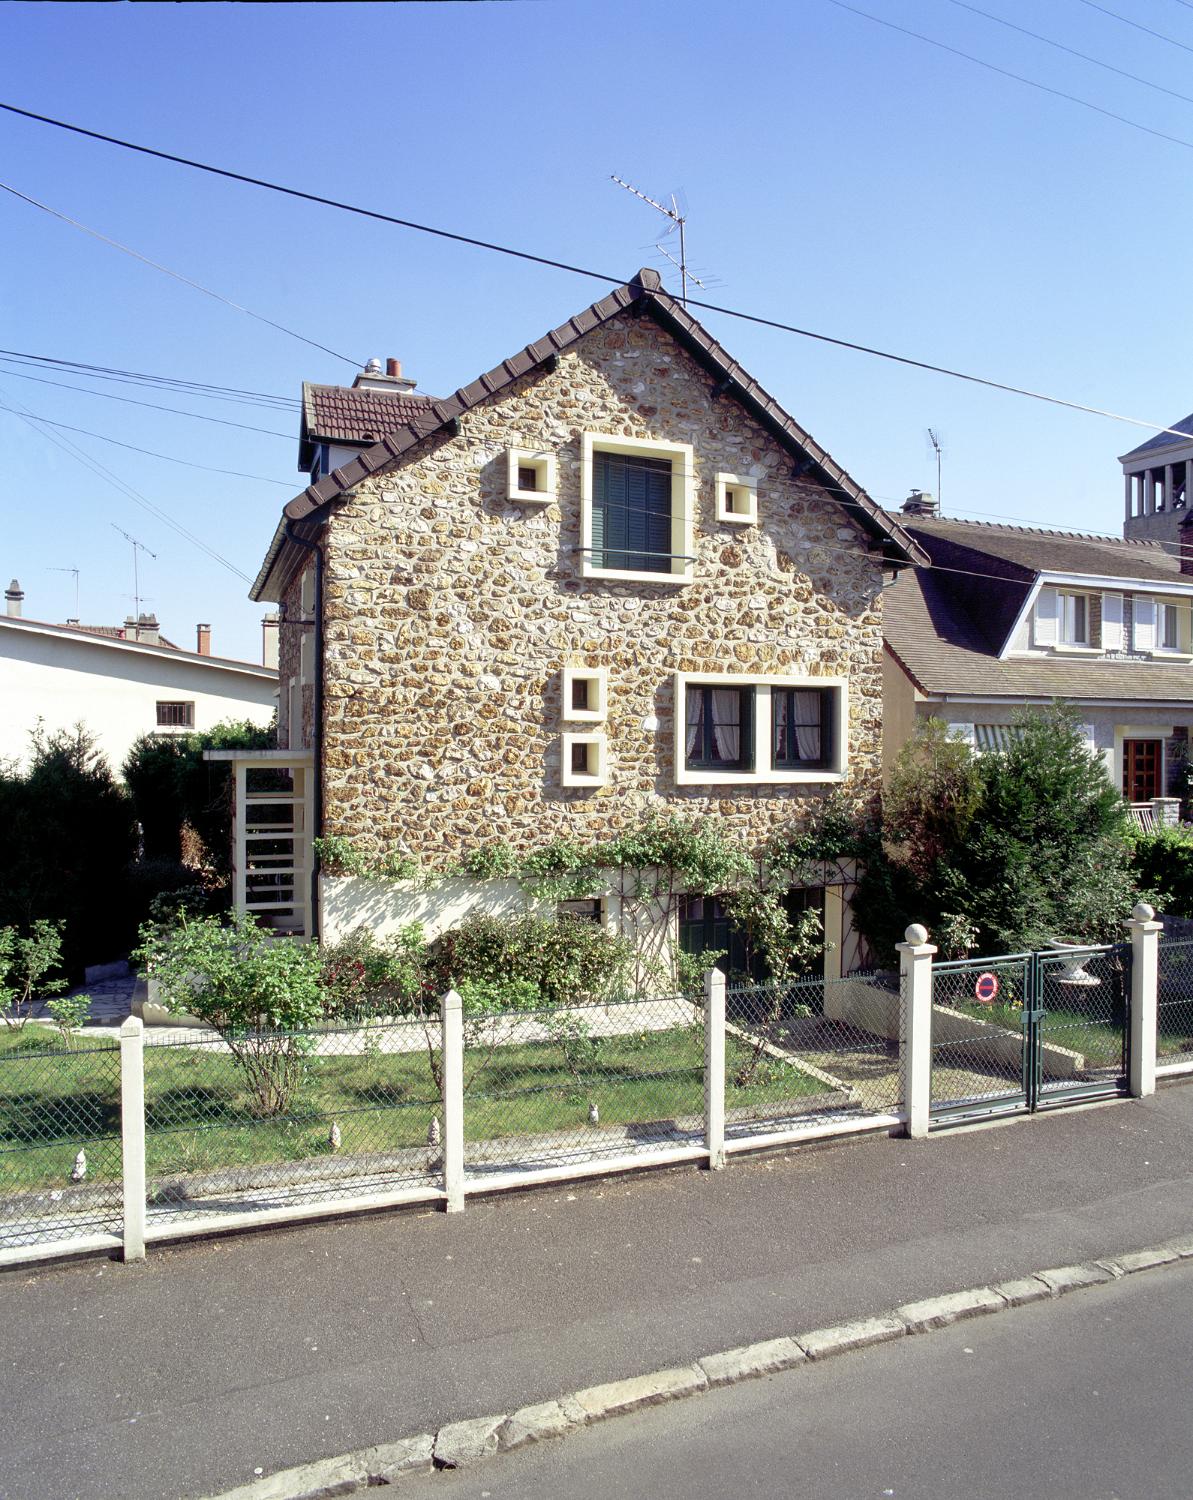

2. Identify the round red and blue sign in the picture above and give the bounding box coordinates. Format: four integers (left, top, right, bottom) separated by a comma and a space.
974, 972, 1000, 1004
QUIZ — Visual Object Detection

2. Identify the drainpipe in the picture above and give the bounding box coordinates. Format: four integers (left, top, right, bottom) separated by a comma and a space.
284, 519, 323, 941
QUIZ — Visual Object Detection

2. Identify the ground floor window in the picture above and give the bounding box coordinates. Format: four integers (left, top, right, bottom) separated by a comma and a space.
678, 888, 825, 984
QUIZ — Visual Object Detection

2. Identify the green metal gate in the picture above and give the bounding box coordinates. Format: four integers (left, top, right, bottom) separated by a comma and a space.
930, 944, 1130, 1125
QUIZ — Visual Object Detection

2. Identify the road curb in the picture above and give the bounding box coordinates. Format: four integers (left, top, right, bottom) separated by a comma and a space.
202, 1233, 1193, 1499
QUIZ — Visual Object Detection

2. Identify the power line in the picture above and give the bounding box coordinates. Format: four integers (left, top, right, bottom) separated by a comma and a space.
0, 366, 293, 438
0, 180, 362, 369
0, 406, 293, 484
0, 348, 297, 410
0, 389, 252, 581
1073, 0, 1193, 55
825, 0, 1193, 154
943, 0, 1193, 108
1, 98, 1190, 450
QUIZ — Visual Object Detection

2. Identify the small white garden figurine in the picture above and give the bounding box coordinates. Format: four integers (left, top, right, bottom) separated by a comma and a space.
427, 1116, 441, 1149
588, 1102, 599, 1126
71, 1149, 87, 1182
328, 1121, 342, 1153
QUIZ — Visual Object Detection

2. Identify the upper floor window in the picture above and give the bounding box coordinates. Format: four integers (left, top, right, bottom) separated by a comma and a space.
1059, 591, 1090, 646
675, 673, 847, 785
580, 433, 694, 585
156, 701, 194, 728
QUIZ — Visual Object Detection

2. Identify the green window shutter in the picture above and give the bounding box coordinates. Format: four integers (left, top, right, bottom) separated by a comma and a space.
593, 451, 672, 572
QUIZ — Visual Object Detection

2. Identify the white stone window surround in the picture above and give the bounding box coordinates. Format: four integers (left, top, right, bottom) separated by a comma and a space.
507, 446, 557, 505
579, 431, 695, 585
715, 472, 759, 526
561, 731, 608, 787
562, 665, 608, 722
673, 671, 848, 786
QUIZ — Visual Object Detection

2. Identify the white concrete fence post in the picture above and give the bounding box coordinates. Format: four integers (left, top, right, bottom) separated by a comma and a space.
1127, 901, 1162, 1099
897, 923, 937, 1140
704, 968, 727, 1170
441, 988, 465, 1213
119, 1016, 147, 1262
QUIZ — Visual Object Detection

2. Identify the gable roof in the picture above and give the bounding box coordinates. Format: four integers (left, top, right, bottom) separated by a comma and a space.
0, 613, 274, 678
252, 268, 927, 600
1120, 411, 1193, 462
886, 517, 1193, 704
298, 383, 438, 470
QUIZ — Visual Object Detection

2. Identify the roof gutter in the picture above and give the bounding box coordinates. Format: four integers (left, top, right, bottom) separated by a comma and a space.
283, 518, 323, 941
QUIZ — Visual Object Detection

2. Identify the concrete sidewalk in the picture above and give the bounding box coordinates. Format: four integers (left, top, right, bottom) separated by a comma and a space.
5, 1085, 1193, 1500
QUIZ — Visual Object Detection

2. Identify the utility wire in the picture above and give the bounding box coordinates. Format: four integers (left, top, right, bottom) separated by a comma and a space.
943, 0, 1193, 108
0, 390, 253, 580
826, 0, 1193, 154
1, 98, 1190, 449
0, 181, 362, 369
1073, 0, 1193, 55
0, 349, 297, 410
0, 407, 293, 485
0, 366, 293, 438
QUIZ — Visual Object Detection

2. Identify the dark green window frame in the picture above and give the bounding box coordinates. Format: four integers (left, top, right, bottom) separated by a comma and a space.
684, 685, 755, 773
772, 687, 833, 771
591, 449, 674, 574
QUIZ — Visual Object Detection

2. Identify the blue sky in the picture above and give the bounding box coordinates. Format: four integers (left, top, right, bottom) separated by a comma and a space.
3, 0, 1191, 661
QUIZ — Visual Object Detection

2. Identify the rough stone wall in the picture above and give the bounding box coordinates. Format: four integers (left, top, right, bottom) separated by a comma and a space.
320, 312, 886, 863
277, 567, 313, 751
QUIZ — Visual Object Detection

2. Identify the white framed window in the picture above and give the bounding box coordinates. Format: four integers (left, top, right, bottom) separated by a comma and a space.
561, 732, 608, 787
507, 447, 556, 505
156, 700, 194, 729
674, 672, 847, 786
558, 896, 606, 925
715, 472, 758, 526
562, 666, 607, 722
1155, 599, 1188, 654
1059, 591, 1091, 646
580, 432, 694, 585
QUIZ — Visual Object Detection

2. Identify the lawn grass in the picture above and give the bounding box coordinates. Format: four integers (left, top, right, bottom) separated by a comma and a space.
0, 1021, 831, 1194
938, 998, 1127, 1067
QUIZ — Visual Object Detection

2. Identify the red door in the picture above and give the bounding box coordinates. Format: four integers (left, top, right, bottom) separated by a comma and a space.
1123, 739, 1162, 802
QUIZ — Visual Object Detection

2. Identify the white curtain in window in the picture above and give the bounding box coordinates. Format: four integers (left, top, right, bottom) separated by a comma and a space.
793, 692, 822, 760
711, 690, 740, 761
685, 689, 702, 758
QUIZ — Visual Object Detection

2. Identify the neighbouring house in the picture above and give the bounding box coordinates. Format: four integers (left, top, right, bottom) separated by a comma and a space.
0, 581, 278, 772
883, 497, 1193, 827
1121, 408, 1193, 550
226, 268, 926, 979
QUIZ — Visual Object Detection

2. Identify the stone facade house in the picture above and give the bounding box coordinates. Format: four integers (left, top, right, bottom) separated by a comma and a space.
883, 504, 1193, 825
235, 269, 924, 977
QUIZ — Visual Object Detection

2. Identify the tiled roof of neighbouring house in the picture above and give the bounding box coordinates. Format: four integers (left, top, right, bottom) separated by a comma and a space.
253, 268, 928, 599
900, 515, 1185, 586
299, 384, 438, 467
65, 623, 180, 649
885, 530, 1193, 703
1120, 411, 1193, 462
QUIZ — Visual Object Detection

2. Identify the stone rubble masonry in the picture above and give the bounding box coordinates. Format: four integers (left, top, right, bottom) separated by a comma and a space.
282, 310, 886, 865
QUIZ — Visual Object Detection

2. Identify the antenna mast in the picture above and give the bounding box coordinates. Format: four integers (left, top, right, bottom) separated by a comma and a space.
610, 175, 707, 305
47, 565, 80, 618
110, 524, 157, 622
927, 429, 944, 513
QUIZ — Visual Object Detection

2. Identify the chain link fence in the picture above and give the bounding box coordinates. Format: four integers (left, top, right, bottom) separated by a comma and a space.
1158, 939, 1193, 1068
930, 955, 1033, 1114
0, 1030, 123, 1252
463, 994, 705, 1175
1036, 945, 1128, 1097
140, 1019, 443, 1228
723, 973, 903, 1142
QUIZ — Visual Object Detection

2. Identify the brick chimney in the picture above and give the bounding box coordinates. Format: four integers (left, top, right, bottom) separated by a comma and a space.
901, 490, 939, 518
5, 578, 23, 617
196, 623, 211, 656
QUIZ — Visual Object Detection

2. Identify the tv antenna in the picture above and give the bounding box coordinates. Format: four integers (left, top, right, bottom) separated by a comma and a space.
110, 523, 157, 621
610, 175, 708, 305
927, 428, 944, 513
47, 565, 80, 618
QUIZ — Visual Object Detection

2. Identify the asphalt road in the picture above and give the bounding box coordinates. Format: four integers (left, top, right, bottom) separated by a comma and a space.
5, 1085, 1193, 1500
422, 1257, 1193, 1500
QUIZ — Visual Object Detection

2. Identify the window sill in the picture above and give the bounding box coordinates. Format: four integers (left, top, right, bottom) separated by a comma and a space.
508, 490, 555, 506
676, 767, 846, 787
1147, 650, 1193, 663
1049, 644, 1101, 656
580, 562, 692, 586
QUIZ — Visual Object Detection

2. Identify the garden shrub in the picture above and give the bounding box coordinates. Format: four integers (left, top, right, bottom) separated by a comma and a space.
428, 912, 636, 1005
318, 924, 429, 1019
0, 920, 68, 1031
1131, 826, 1193, 917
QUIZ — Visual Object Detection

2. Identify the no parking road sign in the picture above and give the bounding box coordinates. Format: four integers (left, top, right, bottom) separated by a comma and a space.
974, 971, 1000, 1004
